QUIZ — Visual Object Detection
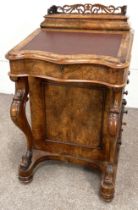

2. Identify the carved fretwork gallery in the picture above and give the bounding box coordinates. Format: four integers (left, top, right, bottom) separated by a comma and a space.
48, 4, 127, 15
6, 3, 133, 202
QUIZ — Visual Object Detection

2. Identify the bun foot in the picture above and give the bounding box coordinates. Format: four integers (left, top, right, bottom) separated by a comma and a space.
100, 164, 115, 202
100, 181, 114, 202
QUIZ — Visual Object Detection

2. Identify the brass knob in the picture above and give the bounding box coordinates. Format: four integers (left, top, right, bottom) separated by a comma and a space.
123, 91, 128, 95
122, 99, 127, 106
127, 79, 130, 84
123, 110, 128, 114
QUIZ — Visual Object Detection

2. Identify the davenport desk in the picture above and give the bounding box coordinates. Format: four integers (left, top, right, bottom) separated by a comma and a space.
6, 4, 133, 201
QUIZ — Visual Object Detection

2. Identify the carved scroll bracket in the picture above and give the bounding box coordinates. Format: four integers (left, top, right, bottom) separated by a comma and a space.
108, 89, 120, 137
11, 88, 33, 170
108, 110, 119, 137
11, 89, 26, 120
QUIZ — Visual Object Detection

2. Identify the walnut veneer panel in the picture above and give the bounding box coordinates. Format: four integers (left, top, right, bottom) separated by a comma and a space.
9, 60, 127, 88
45, 83, 104, 147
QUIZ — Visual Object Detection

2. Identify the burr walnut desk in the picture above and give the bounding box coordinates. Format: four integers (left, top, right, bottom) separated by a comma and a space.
6, 4, 133, 201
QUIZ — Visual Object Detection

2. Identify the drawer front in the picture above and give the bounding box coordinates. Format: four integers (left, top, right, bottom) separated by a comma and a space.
10, 60, 127, 88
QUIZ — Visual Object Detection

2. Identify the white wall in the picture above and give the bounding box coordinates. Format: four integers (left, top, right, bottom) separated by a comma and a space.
0, 0, 138, 107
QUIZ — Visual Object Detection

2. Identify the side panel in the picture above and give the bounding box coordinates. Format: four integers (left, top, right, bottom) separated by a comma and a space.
45, 82, 105, 148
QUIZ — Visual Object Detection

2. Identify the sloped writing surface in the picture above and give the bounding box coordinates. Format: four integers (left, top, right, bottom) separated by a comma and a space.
21, 30, 122, 57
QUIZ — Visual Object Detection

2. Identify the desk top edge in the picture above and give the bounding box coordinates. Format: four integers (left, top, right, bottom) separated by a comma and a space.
6, 28, 133, 69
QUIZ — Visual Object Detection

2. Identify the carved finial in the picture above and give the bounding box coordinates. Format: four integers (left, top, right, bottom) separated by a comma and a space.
48, 5, 58, 14
121, 5, 127, 15
47, 4, 127, 15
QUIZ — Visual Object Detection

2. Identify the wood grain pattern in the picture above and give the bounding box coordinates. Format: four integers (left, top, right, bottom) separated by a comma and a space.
42, 18, 130, 31
9, 60, 128, 88
42, 4, 129, 31
45, 83, 103, 147
6, 3, 133, 202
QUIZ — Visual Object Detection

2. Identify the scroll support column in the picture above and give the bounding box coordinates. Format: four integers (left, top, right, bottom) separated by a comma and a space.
100, 88, 122, 201
10, 76, 34, 182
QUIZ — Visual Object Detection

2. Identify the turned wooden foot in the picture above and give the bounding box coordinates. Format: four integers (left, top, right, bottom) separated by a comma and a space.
100, 164, 115, 202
